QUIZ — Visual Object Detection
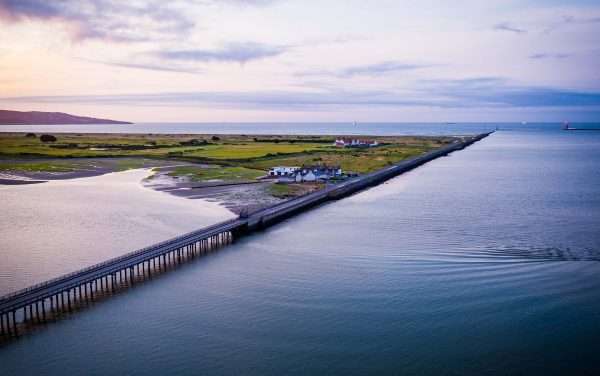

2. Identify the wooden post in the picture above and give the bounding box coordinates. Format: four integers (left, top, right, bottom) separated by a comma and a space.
42, 300, 46, 321
12, 311, 16, 334
5, 314, 11, 336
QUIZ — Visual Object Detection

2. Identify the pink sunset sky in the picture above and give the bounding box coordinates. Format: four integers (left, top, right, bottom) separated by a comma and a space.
0, 0, 599, 122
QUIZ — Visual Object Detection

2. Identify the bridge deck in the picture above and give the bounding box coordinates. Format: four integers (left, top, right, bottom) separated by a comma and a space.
0, 219, 246, 314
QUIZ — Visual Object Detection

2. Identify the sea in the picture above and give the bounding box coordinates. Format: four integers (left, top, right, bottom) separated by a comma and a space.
0, 123, 599, 375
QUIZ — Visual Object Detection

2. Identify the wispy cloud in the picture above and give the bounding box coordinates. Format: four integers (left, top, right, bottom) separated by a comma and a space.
76, 58, 201, 74
0, 0, 193, 42
529, 53, 570, 59
494, 22, 527, 34
297, 61, 432, 78
339, 61, 431, 77
3, 81, 598, 110
419, 77, 600, 107
155, 42, 289, 64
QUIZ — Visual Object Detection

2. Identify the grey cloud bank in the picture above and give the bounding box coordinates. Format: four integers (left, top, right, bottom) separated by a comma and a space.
156, 42, 289, 64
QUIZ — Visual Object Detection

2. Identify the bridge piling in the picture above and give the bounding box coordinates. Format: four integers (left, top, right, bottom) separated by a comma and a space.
3, 314, 8, 336
12, 311, 16, 334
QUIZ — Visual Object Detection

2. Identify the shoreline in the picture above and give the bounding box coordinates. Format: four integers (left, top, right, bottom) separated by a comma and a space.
0, 160, 320, 215
1, 132, 456, 213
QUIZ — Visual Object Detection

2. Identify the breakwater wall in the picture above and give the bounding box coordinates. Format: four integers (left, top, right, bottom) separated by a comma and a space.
245, 132, 492, 229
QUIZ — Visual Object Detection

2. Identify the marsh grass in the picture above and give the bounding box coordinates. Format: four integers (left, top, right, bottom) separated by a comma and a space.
0, 133, 458, 176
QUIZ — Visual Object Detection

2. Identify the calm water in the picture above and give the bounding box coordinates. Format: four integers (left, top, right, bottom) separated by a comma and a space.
1, 124, 599, 375
0, 121, 583, 135
0, 170, 234, 295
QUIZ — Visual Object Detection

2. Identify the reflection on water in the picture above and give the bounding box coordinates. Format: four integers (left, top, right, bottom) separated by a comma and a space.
0, 169, 233, 295
0, 127, 599, 375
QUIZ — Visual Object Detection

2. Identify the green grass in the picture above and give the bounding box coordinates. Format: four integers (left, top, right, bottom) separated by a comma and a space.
266, 183, 316, 198
0, 133, 459, 175
164, 165, 265, 182
0, 161, 79, 173
181, 142, 327, 159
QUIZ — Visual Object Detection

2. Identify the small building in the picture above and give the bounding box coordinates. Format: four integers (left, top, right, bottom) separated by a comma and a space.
296, 170, 328, 182
276, 175, 297, 184
333, 138, 380, 148
268, 166, 299, 176
300, 164, 342, 178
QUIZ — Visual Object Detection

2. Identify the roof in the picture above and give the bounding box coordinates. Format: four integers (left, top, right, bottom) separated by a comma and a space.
302, 164, 340, 170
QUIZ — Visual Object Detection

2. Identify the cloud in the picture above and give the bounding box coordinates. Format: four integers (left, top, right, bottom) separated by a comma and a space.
529, 53, 570, 59
3, 81, 599, 110
339, 61, 430, 77
76, 58, 201, 74
419, 77, 600, 107
297, 61, 432, 78
155, 42, 289, 63
0, 0, 193, 42
494, 22, 527, 34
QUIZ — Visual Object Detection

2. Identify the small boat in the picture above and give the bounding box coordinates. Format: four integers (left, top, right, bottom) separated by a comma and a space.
563, 121, 600, 131
353, 121, 358, 126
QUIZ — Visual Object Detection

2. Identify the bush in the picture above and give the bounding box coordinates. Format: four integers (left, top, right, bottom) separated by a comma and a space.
25, 133, 36, 138
211, 135, 220, 141
40, 134, 57, 143
179, 139, 207, 146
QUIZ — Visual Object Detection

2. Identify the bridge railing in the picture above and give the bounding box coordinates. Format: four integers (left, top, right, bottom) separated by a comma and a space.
0, 217, 241, 303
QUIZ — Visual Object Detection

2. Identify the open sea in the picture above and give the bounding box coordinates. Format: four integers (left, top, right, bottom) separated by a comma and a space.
0, 123, 599, 375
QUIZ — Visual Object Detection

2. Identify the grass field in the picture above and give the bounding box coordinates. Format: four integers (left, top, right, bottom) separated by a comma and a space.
0, 132, 460, 178
159, 165, 265, 182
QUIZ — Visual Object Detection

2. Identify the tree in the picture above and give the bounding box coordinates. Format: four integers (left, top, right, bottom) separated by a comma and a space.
40, 134, 57, 142
211, 135, 220, 141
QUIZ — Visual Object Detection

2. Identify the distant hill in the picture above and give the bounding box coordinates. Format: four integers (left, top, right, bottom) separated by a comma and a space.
0, 110, 132, 125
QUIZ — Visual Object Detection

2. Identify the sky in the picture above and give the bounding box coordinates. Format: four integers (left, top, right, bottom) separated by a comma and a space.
0, 0, 599, 122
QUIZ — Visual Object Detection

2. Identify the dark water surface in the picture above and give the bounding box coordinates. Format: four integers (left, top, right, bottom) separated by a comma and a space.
1, 125, 599, 375
0, 121, 587, 135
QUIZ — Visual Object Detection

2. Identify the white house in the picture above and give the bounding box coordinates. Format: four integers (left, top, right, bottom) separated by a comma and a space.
300, 164, 342, 178
268, 166, 299, 176
333, 138, 380, 148
296, 170, 328, 182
